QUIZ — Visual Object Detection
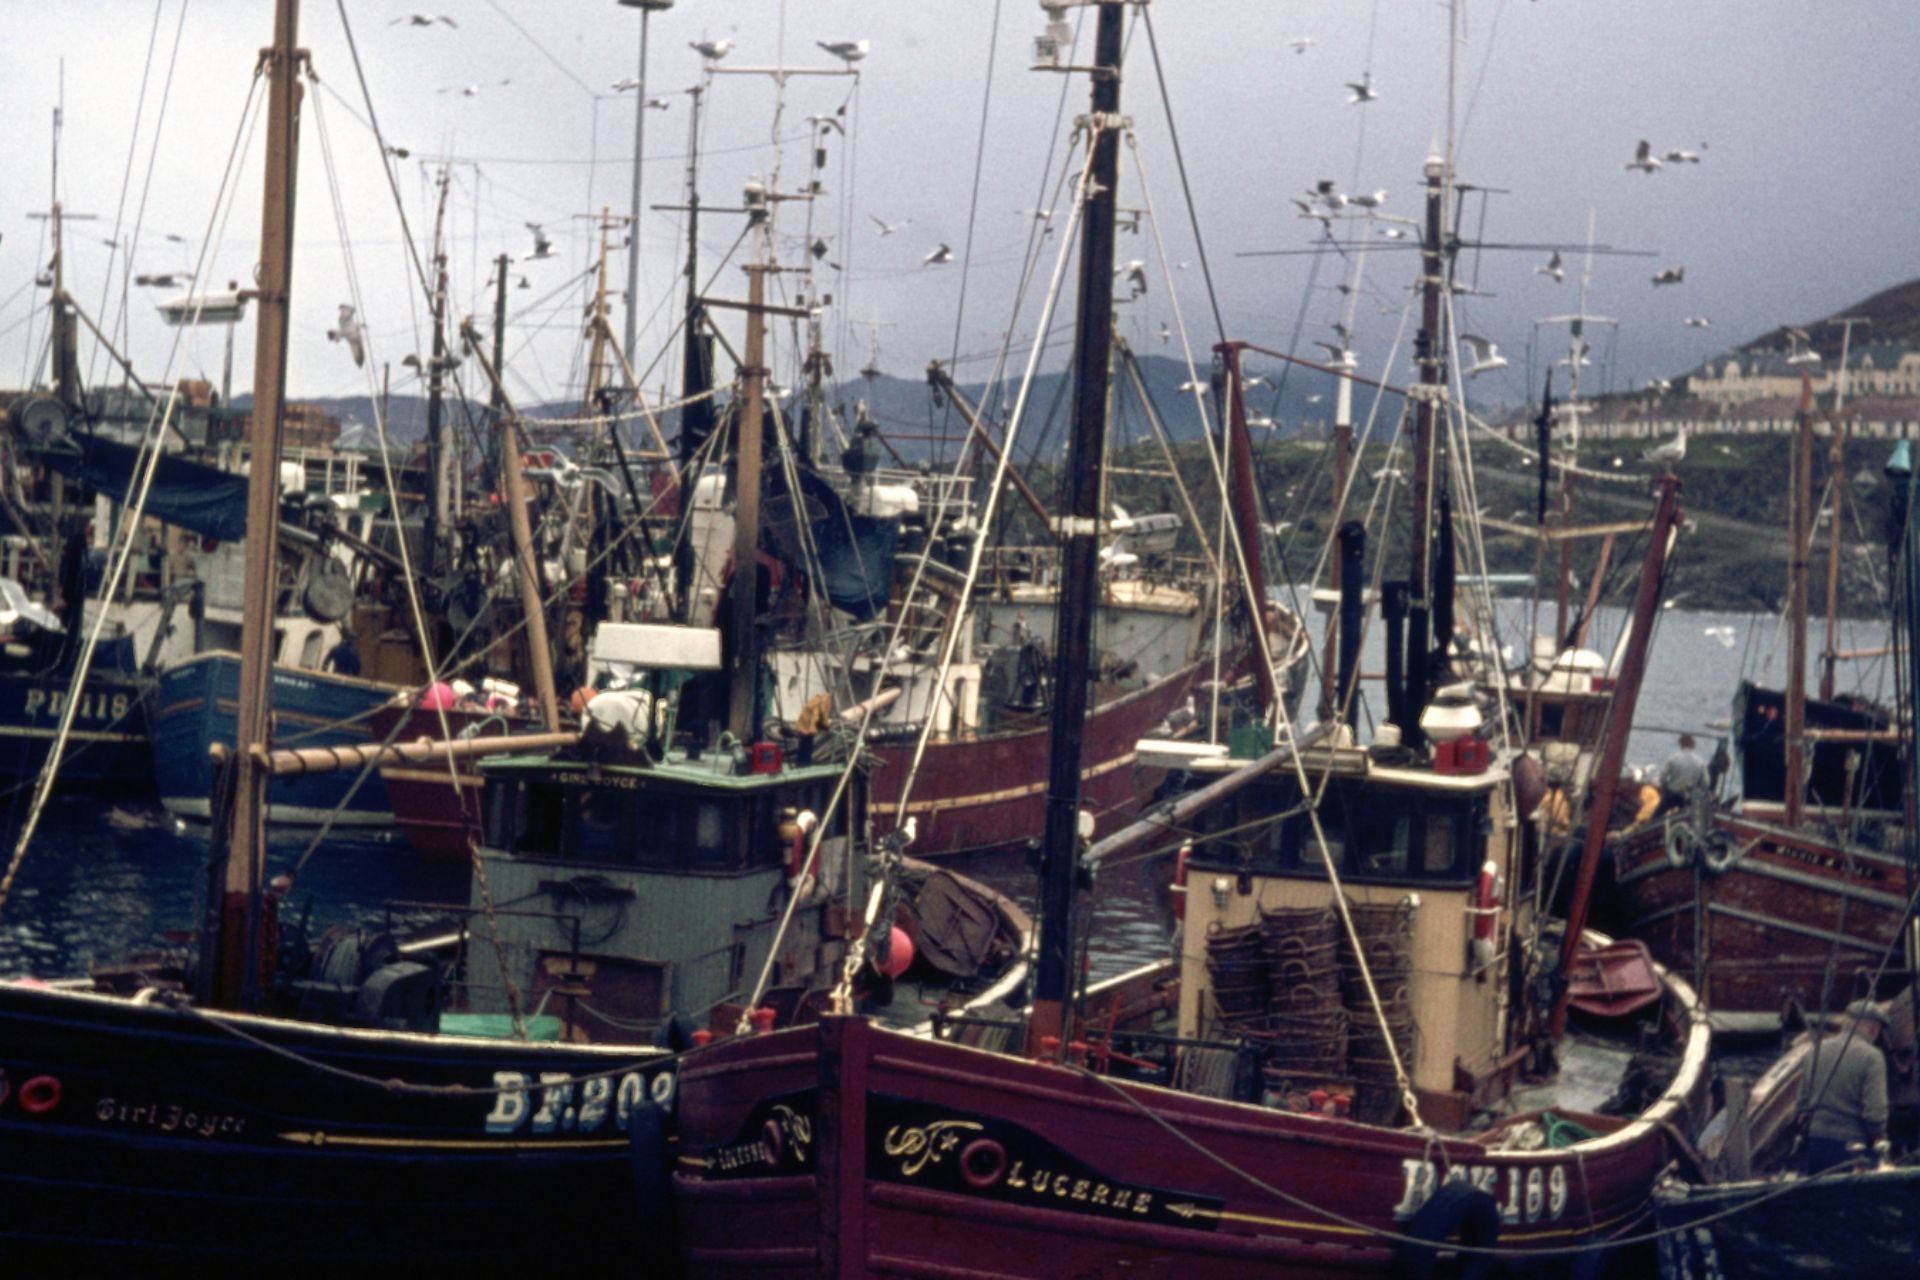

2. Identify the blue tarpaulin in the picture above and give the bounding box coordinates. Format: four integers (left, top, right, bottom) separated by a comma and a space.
43, 433, 250, 543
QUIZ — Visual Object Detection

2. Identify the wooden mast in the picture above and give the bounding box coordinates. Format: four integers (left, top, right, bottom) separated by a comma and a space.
1217, 343, 1278, 715
1027, 0, 1125, 1054
1786, 374, 1815, 827
211, 0, 301, 1010
1550, 474, 1683, 1036
724, 259, 769, 741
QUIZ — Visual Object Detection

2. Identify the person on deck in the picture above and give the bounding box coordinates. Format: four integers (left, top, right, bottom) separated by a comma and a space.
323, 633, 362, 677
1797, 999, 1890, 1174
1657, 733, 1708, 813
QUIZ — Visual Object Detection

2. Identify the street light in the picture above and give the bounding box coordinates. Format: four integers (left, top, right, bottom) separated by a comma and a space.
618, 0, 674, 369
156, 284, 250, 405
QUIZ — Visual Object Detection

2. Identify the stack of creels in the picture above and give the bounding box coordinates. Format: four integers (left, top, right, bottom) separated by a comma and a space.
1339, 897, 1419, 1116
1251, 904, 1347, 1080
1205, 921, 1269, 1027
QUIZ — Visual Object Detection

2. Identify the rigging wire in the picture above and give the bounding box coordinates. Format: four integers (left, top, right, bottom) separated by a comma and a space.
937, 0, 1006, 470
84, 0, 169, 393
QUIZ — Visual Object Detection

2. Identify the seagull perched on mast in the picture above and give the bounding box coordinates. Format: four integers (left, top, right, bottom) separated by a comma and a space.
328, 305, 366, 367
817, 39, 869, 64
1645, 429, 1688, 468
1625, 139, 1662, 173
1460, 334, 1509, 378
1349, 189, 1388, 209
1535, 250, 1565, 283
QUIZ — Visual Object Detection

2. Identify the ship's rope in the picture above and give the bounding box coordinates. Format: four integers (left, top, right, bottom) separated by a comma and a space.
0, 64, 265, 919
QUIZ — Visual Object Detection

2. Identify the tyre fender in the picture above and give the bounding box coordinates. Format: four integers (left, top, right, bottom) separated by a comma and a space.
1392, 1180, 1500, 1280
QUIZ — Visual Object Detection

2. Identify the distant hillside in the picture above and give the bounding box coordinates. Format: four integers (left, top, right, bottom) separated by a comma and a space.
1742, 276, 1920, 356
251, 351, 1347, 461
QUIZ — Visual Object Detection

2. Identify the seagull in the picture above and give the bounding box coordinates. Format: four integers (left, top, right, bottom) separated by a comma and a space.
1380, 227, 1409, 240
1626, 139, 1662, 173
1313, 341, 1357, 373
690, 39, 733, 61
1535, 250, 1565, 283
327, 304, 366, 367
517, 276, 531, 290
1177, 379, 1205, 394
1346, 73, 1378, 104
1459, 334, 1509, 378
134, 272, 186, 288
1645, 377, 1673, 394
869, 214, 905, 236
1311, 178, 1347, 210
1683, 315, 1711, 328
1664, 149, 1702, 164
383, 144, 411, 159
1786, 347, 1822, 367
1645, 429, 1688, 466
922, 243, 952, 267
1558, 340, 1593, 368
1703, 625, 1737, 648
523, 222, 556, 261
1247, 415, 1276, 430
1372, 465, 1403, 483
1289, 36, 1315, 54
1116, 259, 1147, 300
1158, 322, 1170, 345
1651, 265, 1685, 287
1349, 189, 1388, 209
817, 39, 869, 63
391, 13, 456, 27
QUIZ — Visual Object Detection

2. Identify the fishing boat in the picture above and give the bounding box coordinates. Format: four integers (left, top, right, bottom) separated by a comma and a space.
1653, 997, 1920, 1278
0, 5, 1025, 1265
1608, 382, 1914, 1019
670, 11, 1710, 1275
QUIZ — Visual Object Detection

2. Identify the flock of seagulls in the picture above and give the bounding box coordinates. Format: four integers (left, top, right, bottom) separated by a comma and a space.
1627, 139, 1706, 172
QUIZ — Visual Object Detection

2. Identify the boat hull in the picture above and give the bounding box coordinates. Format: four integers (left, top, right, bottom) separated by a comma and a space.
370, 702, 543, 858
1655, 1166, 1920, 1279
673, 1015, 1701, 1278
1609, 812, 1911, 1015
866, 664, 1203, 857
0, 981, 672, 1266
151, 652, 400, 825
0, 667, 150, 787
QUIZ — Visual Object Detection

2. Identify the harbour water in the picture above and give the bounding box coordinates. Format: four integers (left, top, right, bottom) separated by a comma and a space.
0, 605, 1895, 986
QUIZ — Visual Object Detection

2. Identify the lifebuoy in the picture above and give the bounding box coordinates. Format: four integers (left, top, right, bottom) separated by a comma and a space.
1171, 843, 1192, 921
1664, 818, 1693, 870
1472, 860, 1500, 946
1392, 1181, 1500, 1280
18, 1074, 61, 1115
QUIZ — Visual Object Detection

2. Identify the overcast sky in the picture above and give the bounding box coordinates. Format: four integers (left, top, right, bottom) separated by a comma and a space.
4, 0, 1917, 419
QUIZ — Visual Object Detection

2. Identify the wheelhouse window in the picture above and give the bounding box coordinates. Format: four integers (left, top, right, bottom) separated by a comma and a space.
1201, 777, 1481, 886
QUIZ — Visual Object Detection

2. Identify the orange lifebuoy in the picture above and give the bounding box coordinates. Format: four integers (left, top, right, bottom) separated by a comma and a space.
19, 1074, 61, 1114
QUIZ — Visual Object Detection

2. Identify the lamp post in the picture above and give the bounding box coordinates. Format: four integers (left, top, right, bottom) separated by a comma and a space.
618, 0, 674, 370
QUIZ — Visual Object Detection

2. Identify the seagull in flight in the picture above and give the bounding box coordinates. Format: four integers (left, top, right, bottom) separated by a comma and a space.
1683, 315, 1711, 328
391, 13, 456, 27
1664, 148, 1702, 164
1651, 265, 1685, 287
1347, 73, 1378, 104
1313, 341, 1358, 373
923, 243, 953, 267
1625, 139, 1662, 173
1703, 625, 1736, 648
817, 39, 870, 64
690, 39, 734, 61
1116, 259, 1148, 300
134, 272, 187, 288
383, 144, 411, 159
1535, 250, 1565, 283
1289, 37, 1315, 54
328, 304, 367, 367
1459, 334, 1509, 378
1159, 322, 1171, 345
869, 214, 906, 236
523, 223, 556, 262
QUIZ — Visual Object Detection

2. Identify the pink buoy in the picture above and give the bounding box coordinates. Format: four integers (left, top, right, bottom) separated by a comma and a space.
877, 926, 915, 978
418, 681, 457, 711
